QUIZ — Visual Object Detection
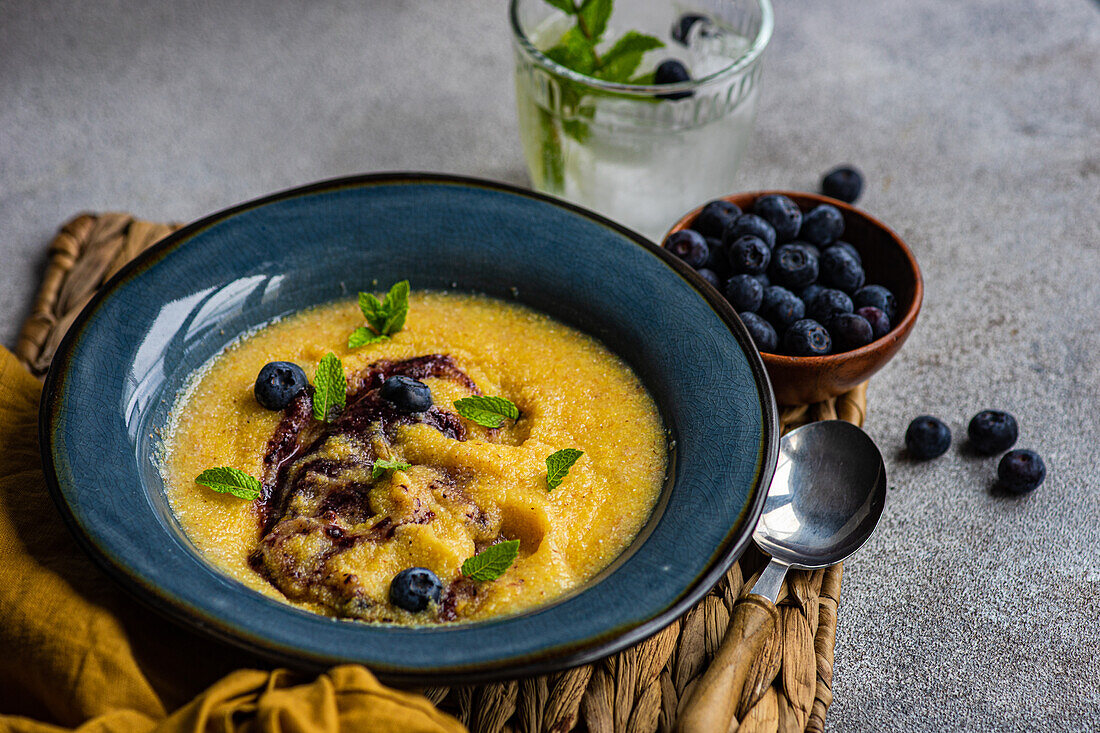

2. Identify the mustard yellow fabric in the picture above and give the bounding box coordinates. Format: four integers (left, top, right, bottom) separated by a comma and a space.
0, 347, 466, 733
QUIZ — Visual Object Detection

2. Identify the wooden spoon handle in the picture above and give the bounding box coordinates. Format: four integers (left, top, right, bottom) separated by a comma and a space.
675, 594, 779, 733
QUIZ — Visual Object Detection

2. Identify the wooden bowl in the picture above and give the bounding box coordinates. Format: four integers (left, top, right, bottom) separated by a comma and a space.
666, 191, 923, 405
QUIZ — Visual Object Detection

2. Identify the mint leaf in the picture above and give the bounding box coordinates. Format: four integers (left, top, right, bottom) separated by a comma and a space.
461, 539, 521, 582
195, 467, 261, 501
578, 0, 612, 42
595, 31, 664, 82
453, 396, 520, 428
546, 448, 584, 490
348, 327, 389, 349
372, 458, 411, 479
312, 352, 346, 422
353, 280, 409, 346
544, 27, 598, 76
543, 0, 576, 13
379, 280, 410, 333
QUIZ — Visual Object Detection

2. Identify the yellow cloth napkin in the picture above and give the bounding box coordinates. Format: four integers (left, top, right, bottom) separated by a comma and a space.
0, 346, 466, 733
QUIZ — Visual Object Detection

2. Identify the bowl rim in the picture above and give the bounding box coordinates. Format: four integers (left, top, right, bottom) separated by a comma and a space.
39, 172, 780, 684
665, 190, 924, 365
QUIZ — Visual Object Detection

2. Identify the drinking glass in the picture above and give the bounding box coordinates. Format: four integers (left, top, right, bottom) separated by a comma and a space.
511, 0, 773, 240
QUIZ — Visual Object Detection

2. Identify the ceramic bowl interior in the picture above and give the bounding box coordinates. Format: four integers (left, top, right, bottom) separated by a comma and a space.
41, 174, 779, 684
666, 191, 922, 404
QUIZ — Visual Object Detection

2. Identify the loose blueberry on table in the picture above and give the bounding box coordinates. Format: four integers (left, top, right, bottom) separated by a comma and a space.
821, 165, 864, 204
997, 449, 1046, 494
968, 410, 1019, 455
254, 361, 308, 410
389, 567, 443, 612
905, 415, 952, 459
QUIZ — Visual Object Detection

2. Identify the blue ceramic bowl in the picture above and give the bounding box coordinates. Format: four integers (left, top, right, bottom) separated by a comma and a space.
40, 173, 778, 684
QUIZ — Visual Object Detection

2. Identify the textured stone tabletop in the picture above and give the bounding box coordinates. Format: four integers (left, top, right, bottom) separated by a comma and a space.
2, 0, 1098, 729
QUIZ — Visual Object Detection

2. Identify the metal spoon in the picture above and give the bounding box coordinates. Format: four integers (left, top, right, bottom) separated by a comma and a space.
677, 420, 887, 733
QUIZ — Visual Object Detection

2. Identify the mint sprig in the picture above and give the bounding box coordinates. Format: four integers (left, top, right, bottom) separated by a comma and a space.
372, 458, 411, 479
453, 396, 520, 428
349, 280, 409, 347
536, 0, 666, 174
312, 352, 347, 422
546, 448, 584, 491
195, 467, 261, 501
461, 539, 521, 582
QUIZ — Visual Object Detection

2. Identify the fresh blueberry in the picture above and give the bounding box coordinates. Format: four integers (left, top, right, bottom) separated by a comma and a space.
783, 319, 832, 356
389, 567, 442, 612
697, 268, 722, 288
753, 195, 802, 242
792, 241, 821, 260
828, 312, 874, 351
968, 410, 1019, 455
819, 246, 866, 293
799, 204, 845, 246
701, 237, 729, 277
727, 235, 771, 275
254, 361, 308, 411
672, 13, 709, 44
798, 283, 826, 308
760, 285, 806, 331
739, 312, 778, 353
664, 230, 709, 268
821, 165, 864, 204
997, 449, 1046, 494
769, 243, 819, 289
831, 240, 862, 266
905, 416, 951, 459
380, 375, 433, 413
724, 274, 764, 312
655, 60, 692, 100
853, 284, 897, 322
723, 213, 776, 249
856, 306, 891, 339
807, 288, 854, 324
693, 200, 741, 239
750, 272, 771, 289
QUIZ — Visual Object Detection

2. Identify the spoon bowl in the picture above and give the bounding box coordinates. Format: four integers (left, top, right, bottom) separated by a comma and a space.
755, 420, 887, 568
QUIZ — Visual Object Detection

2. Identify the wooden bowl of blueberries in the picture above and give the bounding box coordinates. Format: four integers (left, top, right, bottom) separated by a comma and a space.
664, 176, 922, 405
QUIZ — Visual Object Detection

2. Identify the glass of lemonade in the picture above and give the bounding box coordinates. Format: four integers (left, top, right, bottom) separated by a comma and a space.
511, 0, 773, 240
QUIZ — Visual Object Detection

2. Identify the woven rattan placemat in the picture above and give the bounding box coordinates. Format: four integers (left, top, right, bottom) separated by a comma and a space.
17, 213, 867, 733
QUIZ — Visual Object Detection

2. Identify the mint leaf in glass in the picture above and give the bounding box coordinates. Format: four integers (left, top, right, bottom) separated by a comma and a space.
461, 539, 521, 582
372, 458, 411, 479
546, 448, 584, 490
195, 467, 261, 501
595, 31, 665, 82
577, 0, 612, 43
545, 26, 599, 76
453, 396, 520, 428
312, 352, 347, 422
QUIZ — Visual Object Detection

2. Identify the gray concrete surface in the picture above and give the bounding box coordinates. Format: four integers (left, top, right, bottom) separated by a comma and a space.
3, 0, 1099, 729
